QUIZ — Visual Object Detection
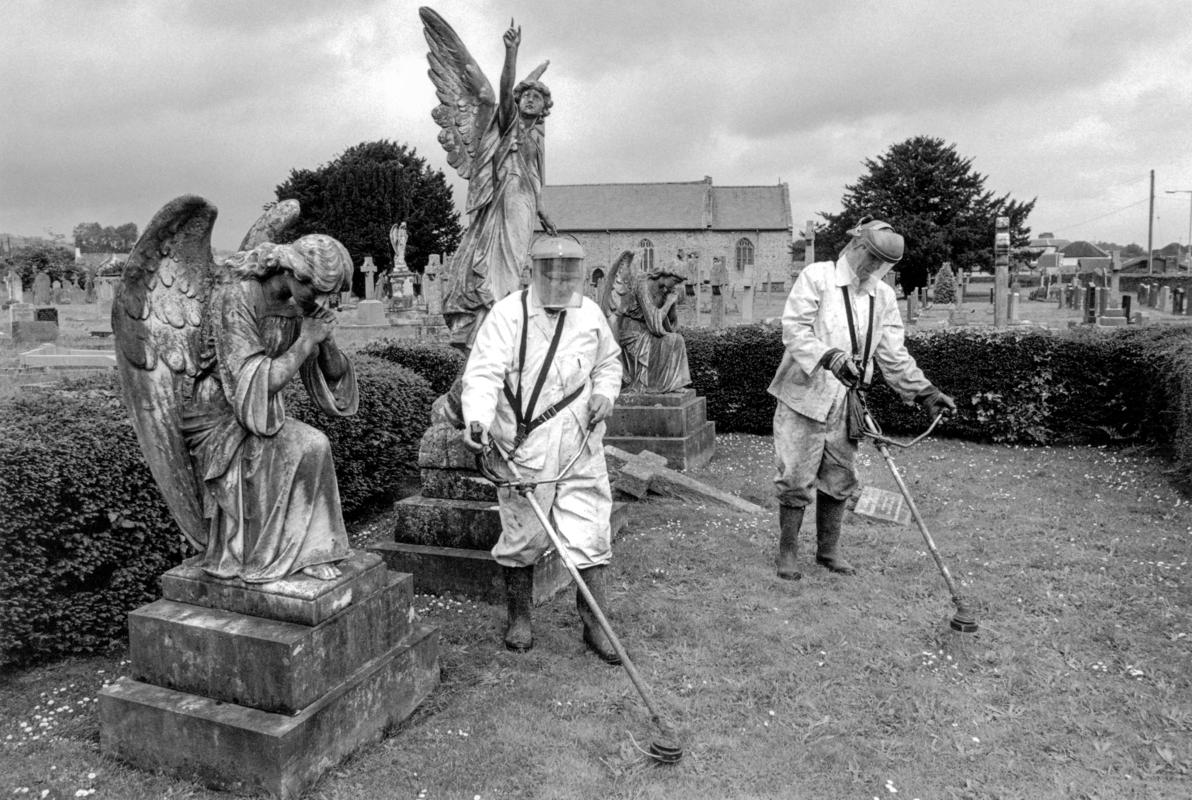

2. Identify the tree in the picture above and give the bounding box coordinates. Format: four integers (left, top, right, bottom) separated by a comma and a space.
1, 241, 76, 285
274, 140, 462, 296
816, 136, 1036, 280
72, 222, 138, 253
933, 262, 957, 305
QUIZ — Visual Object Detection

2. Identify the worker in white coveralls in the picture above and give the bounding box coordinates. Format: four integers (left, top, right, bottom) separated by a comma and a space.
462, 236, 624, 662
767, 218, 956, 580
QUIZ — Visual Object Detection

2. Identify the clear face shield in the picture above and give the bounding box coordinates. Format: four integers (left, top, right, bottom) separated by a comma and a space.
529, 235, 586, 309
531, 258, 585, 309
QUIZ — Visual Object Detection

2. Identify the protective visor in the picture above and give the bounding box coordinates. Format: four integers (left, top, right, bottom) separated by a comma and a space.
531, 257, 585, 309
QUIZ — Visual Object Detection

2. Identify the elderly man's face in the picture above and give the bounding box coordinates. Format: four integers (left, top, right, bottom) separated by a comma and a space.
854, 248, 893, 283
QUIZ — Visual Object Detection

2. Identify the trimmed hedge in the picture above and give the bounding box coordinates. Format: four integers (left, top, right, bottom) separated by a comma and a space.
0, 358, 435, 668
362, 339, 465, 396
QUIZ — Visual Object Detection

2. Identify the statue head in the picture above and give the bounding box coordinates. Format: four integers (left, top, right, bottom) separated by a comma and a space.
227, 234, 352, 295
514, 79, 552, 119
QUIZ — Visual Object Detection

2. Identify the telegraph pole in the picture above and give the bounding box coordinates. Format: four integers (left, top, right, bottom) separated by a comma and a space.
1147, 170, 1155, 275
1165, 189, 1192, 270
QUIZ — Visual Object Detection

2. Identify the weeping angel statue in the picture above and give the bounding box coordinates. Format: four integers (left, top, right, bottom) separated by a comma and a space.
420, 6, 558, 351
112, 195, 359, 584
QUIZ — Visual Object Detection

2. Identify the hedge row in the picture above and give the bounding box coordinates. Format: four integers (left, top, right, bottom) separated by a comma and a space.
0, 357, 435, 668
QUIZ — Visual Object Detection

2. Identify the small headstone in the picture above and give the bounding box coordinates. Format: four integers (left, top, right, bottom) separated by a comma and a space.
424, 254, 444, 316
32, 271, 51, 305
1158, 285, 1172, 314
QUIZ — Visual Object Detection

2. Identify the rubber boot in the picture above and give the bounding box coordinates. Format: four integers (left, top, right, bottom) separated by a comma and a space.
502, 565, 534, 652
776, 504, 804, 580
576, 566, 621, 664
815, 492, 857, 575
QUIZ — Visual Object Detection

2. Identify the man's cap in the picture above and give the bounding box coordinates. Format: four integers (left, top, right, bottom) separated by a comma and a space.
847, 217, 904, 264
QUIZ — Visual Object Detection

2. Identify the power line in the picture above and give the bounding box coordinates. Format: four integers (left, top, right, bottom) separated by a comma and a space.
1056, 197, 1150, 232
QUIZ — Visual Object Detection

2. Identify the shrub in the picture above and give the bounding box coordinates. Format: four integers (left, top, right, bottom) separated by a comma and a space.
362, 339, 464, 396
933, 263, 957, 305
0, 358, 435, 668
684, 324, 785, 434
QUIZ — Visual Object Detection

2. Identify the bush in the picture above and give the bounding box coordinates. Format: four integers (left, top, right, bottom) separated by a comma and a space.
362, 339, 464, 396
286, 354, 435, 516
684, 324, 785, 434
0, 358, 435, 668
933, 263, 957, 305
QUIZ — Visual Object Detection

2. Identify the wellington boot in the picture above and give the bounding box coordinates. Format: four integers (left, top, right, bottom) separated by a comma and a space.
576, 566, 621, 665
815, 492, 857, 575
502, 565, 534, 652
776, 504, 804, 581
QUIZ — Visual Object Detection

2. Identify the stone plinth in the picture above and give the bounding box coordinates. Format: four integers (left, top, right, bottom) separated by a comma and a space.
603, 388, 716, 470
377, 422, 629, 602
100, 550, 438, 799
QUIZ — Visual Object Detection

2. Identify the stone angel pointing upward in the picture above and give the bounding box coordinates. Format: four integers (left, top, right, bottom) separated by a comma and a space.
420, 6, 558, 351
112, 196, 359, 584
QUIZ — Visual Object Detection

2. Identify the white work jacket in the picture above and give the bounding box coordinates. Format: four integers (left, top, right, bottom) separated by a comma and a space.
462, 288, 622, 470
767, 257, 931, 422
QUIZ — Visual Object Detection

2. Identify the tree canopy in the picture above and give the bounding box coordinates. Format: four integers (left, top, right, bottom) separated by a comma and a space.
72, 222, 138, 254
274, 140, 462, 295
2, 241, 77, 286
816, 136, 1035, 277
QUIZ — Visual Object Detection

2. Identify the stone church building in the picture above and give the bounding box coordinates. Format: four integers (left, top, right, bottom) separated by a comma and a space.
539, 176, 794, 292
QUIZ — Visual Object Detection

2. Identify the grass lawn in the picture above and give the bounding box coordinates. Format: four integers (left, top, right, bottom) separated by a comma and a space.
2, 432, 1190, 799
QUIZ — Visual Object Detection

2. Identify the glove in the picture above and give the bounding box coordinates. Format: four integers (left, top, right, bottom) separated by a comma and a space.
916, 386, 956, 418
462, 422, 490, 453
587, 394, 613, 427
820, 348, 861, 388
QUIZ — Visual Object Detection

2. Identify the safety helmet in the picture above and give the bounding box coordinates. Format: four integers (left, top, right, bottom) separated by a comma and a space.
529, 235, 585, 309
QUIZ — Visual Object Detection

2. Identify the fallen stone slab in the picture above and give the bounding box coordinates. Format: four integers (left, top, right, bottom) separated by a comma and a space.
606, 445, 767, 515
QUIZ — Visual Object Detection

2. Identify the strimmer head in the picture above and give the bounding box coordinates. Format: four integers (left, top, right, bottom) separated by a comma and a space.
949, 599, 979, 634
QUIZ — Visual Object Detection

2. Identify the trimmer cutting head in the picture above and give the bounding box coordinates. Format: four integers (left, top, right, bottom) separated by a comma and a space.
949, 599, 979, 634
647, 728, 684, 764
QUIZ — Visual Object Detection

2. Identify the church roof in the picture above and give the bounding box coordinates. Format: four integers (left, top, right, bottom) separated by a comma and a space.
541, 178, 791, 232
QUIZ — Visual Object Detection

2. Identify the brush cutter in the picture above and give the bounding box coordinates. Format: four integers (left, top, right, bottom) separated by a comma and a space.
858, 406, 979, 634
472, 423, 684, 764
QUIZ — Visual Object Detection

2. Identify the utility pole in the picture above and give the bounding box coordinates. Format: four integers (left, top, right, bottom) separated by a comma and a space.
1165, 189, 1192, 270
1147, 170, 1155, 276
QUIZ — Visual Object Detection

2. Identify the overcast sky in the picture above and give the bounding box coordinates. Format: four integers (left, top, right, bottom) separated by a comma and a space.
3, 0, 1191, 253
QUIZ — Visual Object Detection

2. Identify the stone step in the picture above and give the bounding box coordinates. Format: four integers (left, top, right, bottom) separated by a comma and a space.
606, 395, 707, 438
605, 420, 716, 471
391, 496, 504, 550
159, 549, 386, 626
101, 624, 439, 800
129, 573, 415, 715
419, 467, 499, 502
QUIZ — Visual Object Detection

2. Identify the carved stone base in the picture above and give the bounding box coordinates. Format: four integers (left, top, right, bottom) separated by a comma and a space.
604, 389, 716, 470
100, 552, 438, 798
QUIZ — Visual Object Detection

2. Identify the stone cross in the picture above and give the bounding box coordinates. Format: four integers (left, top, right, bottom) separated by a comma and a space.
360, 257, 378, 301
424, 254, 444, 316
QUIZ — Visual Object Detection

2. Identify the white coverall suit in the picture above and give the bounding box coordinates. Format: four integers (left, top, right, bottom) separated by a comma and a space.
767, 256, 932, 507
462, 286, 623, 568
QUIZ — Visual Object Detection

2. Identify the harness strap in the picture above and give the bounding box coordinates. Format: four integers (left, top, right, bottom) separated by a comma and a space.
840, 285, 876, 383
501, 290, 583, 451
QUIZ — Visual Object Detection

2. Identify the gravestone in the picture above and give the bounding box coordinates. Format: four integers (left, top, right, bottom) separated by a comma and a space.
1158, 285, 1172, 314
740, 265, 755, 323
32, 271, 51, 305
424, 254, 444, 316
709, 256, 729, 330
3, 268, 21, 304
355, 256, 387, 326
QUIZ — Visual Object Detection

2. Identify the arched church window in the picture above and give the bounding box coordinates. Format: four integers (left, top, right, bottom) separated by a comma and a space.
638, 239, 654, 272
735, 238, 755, 271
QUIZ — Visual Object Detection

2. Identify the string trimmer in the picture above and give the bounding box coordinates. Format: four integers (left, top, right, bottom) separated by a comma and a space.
859, 406, 979, 634
472, 423, 684, 764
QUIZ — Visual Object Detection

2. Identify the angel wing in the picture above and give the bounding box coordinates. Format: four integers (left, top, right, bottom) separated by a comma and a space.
112, 195, 218, 550
420, 6, 498, 180
599, 250, 635, 336
237, 199, 300, 251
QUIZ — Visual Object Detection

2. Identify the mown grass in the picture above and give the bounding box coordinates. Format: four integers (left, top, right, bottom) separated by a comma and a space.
1, 433, 1189, 799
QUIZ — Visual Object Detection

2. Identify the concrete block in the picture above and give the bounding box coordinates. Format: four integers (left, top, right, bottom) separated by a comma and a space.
391, 496, 504, 549
613, 459, 655, 499
372, 503, 628, 603
129, 573, 415, 714
159, 549, 385, 626
419, 468, 499, 501
101, 625, 439, 800
605, 420, 716, 471
606, 395, 706, 438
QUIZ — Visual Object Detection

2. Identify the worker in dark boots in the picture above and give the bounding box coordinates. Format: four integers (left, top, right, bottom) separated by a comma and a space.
461, 237, 623, 663
767, 218, 955, 580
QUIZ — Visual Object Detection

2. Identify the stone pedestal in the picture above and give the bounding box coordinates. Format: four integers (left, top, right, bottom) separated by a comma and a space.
100, 550, 438, 800
603, 388, 715, 470
377, 424, 629, 603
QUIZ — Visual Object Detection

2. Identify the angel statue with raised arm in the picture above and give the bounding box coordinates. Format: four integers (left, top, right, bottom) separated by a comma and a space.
420, 6, 558, 354
112, 195, 359, 584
